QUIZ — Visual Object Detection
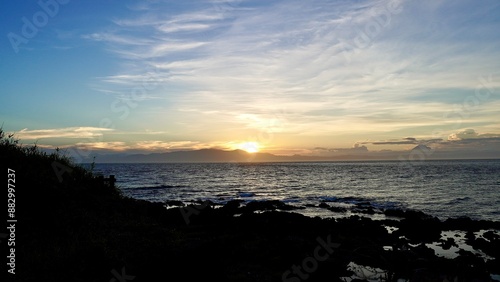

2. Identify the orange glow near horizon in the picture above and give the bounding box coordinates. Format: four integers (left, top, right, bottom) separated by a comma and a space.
238, 142, 260, 153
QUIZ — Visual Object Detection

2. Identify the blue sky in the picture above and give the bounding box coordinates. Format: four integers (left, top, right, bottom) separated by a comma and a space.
1, 0, 500, 159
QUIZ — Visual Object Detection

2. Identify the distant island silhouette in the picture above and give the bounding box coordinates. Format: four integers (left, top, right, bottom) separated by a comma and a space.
75, 147, 500, 163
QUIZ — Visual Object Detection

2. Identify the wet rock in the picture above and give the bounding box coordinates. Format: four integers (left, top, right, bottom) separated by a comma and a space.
486, 258, 500, 275
220, 199, 244, 215
353, 207, 376, 215
383, 208, 430, 220
356, 201, 372, 208
403, 209, 433, 221
351, 201, 378, 215
328, 206, 347, 213
133, 201, 500, 280
454, 251, 490, 281
465, 230, 476, 244
411, 243, 435, 258
243, 200, 278, 212
396, 215, 442, 243
164, 200, 185, 207
194, 199, 214, 206
483, 230, 500, 241
441, 217, 500, 231
318, 202, 330, 209
443, 216, 477, 231
227, 199, 244, 207
278, 203, 304, 211
469, 235, 500, 259
410, 267, 445, 282
439, 238, 457, 250
384, 208, 406, 218
242, 200, 302, 213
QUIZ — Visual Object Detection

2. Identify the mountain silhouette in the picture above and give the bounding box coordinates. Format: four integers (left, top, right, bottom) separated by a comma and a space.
114, 149, 289, 163
411, 144, 432, 152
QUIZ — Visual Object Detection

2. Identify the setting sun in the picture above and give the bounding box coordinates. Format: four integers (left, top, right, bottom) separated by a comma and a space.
239, 142, 260, 153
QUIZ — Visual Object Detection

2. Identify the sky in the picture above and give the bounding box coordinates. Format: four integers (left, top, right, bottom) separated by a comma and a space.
1, 0, 500, 160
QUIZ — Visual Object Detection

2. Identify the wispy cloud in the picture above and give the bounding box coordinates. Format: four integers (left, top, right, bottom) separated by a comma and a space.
65, 140, 234, 153
73, 141, 129, 151
82, 33, 154, 46
448, 129, 500, 141
80, 0, 500, 150
358, 129, 500, 152
158, 23, 212, 33
17, 127, 114, 140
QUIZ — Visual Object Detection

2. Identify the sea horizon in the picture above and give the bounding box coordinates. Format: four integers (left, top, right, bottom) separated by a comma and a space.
66, 144, 500, 164
86, 157, 500, 164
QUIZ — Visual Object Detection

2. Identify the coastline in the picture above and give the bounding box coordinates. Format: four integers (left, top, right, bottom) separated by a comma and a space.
95, 160, 500, 223
18, 190, 500, 282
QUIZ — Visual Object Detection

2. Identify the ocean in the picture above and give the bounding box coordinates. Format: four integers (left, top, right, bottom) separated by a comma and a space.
92, 159, 500, 221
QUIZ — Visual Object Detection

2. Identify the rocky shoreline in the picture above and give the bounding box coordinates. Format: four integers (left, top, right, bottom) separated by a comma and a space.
161, 199, 500, 281
15, 185, 500, 282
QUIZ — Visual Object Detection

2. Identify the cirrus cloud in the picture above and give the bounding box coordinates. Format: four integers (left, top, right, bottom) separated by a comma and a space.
16, 127, 114, 140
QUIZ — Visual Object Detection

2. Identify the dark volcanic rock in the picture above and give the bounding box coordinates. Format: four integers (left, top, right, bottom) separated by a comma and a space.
454, 251, 491, 281
24, 191, 500, 281
403, 209, 433, 221
384, 208, 406, 218
443, 217, 500, 231
353, 207, 376, 215
241, 200, 303, 213
439, 237, 458, 250
395, 214, 442, 243
220, 199, 244, 215
318, 202, 330, 209
483, 230, 500, 241
164, 200, 185, 207
384, 208, 433, 221
468, 234, 500, 258
443, 216, 478, 231
486, 258, 500, 275
328, 206, 347, 213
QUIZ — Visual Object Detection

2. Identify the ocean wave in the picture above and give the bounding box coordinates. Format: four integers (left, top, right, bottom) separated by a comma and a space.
317, 196, 404, 210
446, 197, 472, 205
124, 184, 190, 191
100, 161, 500, 221
319, 196, 370, 204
